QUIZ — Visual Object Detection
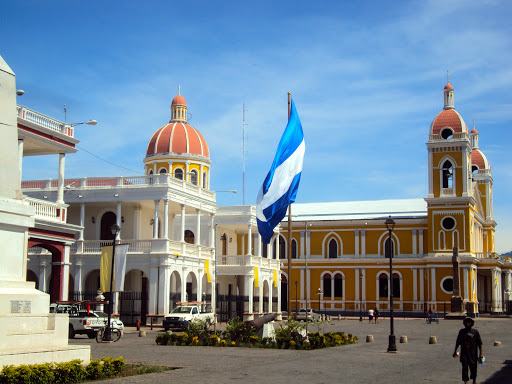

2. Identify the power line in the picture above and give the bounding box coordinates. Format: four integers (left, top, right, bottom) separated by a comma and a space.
76, 145, 144, 175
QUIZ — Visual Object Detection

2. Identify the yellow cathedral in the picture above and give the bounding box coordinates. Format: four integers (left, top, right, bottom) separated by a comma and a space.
275, 82, 512, 317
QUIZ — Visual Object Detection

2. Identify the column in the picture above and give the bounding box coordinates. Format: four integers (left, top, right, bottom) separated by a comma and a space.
39, 259, 48, 293
463, 266, 469, 301
61, 245, 71, 301
300, 230, 305, 259
163, 200, 169, 239
354, 231, 360, 256
418, 230, 424, 255
18, 139, 23, 179
148, 259, 159, 314
134, 204, 142, 239
116, 201, 122, 239
276, 276, 282, 316
209, 214, 215, 248
361, 269, 366, 309
412, 230, 417, 255
268, 281, 273, 313
306, 266, 311, 301
355, 268, 360, 304
255, 232, 261, 257
73, 258, 82, 292
244, 276, 254, 315
199, 164, 204, 187
300, 268, 305, 301
412, 268, 418, 310
419, 267, 425, 307
462, 147, 469, 196
430, 267, 436, 308
185, 161, 190, 183
506, 272, 512, 301
57, 153, 65, 204
428, 149, 434, 197
247, 224, 253, 255
158, 264, 171, 315
79, 202, 85, 240
275, 229, 280, 259
195, 209, 201, 245
180, 204, 186, 242
361, 230, 366, 256
258, 284, 263, 313
181, 267, 188, 302
153, 200, 160, 239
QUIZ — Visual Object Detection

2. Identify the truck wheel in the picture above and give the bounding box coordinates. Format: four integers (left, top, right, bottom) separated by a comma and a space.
87, 331, 97, 339
68, 325, 75, 339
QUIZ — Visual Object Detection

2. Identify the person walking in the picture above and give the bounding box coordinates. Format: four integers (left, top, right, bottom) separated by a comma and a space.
368, 308, 374, 324
453, 317, 483, 384
373, 308, 379, 324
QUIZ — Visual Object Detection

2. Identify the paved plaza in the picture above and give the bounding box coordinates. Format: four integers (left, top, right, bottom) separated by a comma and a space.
70, 317, 512, 383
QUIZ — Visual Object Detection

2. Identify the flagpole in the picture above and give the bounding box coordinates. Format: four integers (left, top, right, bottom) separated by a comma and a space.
287, 92, 293, 320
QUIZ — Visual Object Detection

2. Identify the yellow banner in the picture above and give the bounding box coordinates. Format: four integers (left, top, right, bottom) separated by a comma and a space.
273, 269, 278, 287
100, 245, 113, 292
204, 259, 211, 283
254, 267, 259, 288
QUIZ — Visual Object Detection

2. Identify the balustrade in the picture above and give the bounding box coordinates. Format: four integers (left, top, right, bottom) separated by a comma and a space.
17, 105, 73, 138
22, 196, 66, 223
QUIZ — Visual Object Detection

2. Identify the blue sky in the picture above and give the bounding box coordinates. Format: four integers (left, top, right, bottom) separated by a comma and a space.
2, 0, 512, 252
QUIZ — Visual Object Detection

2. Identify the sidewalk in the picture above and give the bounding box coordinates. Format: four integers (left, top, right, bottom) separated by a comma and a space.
71, 317, 512, 383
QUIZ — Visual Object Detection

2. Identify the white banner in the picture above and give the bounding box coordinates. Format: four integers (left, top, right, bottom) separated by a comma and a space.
114, 244, 129, 292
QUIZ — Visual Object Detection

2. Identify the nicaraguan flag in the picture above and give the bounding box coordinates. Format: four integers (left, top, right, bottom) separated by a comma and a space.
256, 99, 305, 244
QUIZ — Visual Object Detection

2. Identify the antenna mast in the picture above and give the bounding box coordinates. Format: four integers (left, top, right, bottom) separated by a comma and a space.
242, 101, 247, 205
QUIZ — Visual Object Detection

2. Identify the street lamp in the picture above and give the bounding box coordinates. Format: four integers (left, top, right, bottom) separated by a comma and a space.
316, 288, 323, 317
104, 223, 120, 341
69, 120, 97, 127
359, 272, 363, 321
295, 281, 298, 314
385, 216, 397, 353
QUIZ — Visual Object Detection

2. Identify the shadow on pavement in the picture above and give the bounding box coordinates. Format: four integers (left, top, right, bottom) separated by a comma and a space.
482, 360, 512, 384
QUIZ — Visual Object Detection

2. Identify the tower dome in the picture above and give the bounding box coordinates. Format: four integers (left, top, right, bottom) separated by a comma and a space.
470, 127, 490, 171
143, 90, 211, 189
429, 82, 468, 137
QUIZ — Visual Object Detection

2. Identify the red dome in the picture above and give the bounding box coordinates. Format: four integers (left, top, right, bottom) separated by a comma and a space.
172, 94, 187, 106
471, 149, 488, 170
430, 109, 468, 135
146, 122, 209, 158
471, 128, 478, 134
444, 83, 454, 90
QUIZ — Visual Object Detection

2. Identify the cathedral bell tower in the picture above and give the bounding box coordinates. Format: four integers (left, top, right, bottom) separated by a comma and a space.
425, 81, 472, 256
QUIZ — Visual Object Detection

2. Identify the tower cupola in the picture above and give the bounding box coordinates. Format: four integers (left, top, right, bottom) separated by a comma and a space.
170, 86, 187, 123
444, 82, 454, 109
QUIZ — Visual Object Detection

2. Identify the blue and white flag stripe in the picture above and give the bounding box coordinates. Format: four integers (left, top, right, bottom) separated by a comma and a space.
256, 99, 305, 244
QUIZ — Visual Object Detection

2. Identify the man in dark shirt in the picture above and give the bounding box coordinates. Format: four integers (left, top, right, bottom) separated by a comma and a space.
453, 317, 483, 384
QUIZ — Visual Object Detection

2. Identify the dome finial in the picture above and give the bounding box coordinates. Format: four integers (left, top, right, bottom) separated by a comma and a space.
447, 70, 450, 84
178, 85, 181, 95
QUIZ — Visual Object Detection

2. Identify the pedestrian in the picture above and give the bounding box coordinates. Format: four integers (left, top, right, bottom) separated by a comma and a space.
453, 317, 483, 384
374, 308, 379, 324
368, 308, 374, 324
427, 308, 433, 324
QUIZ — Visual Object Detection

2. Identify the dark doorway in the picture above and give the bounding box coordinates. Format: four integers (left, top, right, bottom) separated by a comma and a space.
101, 212, 117, 240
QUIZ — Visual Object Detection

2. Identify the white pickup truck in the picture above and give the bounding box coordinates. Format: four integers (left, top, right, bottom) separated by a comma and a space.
50, 303, 124, 339
163, 303, 214, 331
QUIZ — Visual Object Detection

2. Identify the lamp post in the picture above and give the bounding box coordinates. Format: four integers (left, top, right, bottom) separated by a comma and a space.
359, 272, 363, 321
385, 216, 397, 353
316, 288, 323, 317
295, 281, 298, 314
104, 223, 120, 341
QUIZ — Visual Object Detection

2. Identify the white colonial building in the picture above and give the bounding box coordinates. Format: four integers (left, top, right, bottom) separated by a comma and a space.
22, 92, 282, 325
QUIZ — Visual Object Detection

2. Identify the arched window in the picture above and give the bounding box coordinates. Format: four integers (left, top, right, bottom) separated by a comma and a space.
392, 273, 400, 298
159, 168, 167, 174
328, 239, 338, 259
385, 238, 395, 258
190, 170, 198, 185
442, 160, 453, 189
184, 230, 194, 244
334, 273, 343, 297
379, 273, 388, 298
323, 275, 332, 297
273, 236, 286, 259
291, 239, 297, 259
174, 168, 184, 180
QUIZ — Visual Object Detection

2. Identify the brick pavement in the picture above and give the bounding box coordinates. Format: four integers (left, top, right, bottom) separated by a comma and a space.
70, 317, 512, 383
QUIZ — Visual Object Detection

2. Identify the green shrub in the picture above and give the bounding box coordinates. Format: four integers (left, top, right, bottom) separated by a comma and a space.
85, 360, 104, 381
112, 357, 125, 374
222, 317, 256, 343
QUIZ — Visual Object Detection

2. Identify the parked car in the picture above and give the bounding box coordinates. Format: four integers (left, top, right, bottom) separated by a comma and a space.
296, 308, 320, 321
50, 303, 124, 338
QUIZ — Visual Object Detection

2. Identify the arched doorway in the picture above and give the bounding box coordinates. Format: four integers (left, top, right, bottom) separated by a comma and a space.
170, 271, 182, 309
121, 269, 148, 326
28, 242, 65, 303
186, 272, 198, 302
101, 212, 117, 240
